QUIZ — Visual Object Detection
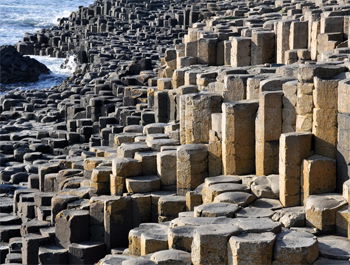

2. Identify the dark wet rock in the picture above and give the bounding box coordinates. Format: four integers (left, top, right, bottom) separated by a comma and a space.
0, 45, 50, 84
0, 184, 20, 194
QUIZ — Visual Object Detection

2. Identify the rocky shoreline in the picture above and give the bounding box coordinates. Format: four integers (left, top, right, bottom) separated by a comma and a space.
0, 46, 50, 85
0, 0, 350, 264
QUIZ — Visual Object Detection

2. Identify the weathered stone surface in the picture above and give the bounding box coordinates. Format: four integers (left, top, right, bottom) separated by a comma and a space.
313, 258, 350, 265
191, 224, 240, 265
203, 182, 249, 204
38, 244, 68, 265
158, 195, 186, 221
104, 196, 133, 249
318, 235, 350, 260
97, 254, 133, 265
170, 216, 236, 228
157, 150, 177, 187
302, 155, 336, 202
185, 190, 202, 211
126, 175, 160, 193
129, 223, 167, 256
22, 233, 50, 265
122, 258, 157, 265
181, 93, 222, 144
141, 226, 168, 255
213, 192, 256, 207
112, 158, 142, 177
231, 37, 251, 67
279, 132, 313, 207
194, 202, 239, 218
228, 232, 276, 265
3, 1, 350, 265
233, 217, 282, 234
305, 194, 347, 232
222, 101, 258, 175
343, 180, 350, 203
55, 209, 89, 248
251, 175, 279, 199
272, 207, 305, 228
150, 249, 191, 265
176, 144, 208, 195
256, 91, 283, 176
69, 241, 106, 265
273, 229, 319, 265
168, 225, 195, 252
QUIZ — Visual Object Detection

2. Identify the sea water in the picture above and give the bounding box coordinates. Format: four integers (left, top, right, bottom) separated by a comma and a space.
0, 0, 93, 91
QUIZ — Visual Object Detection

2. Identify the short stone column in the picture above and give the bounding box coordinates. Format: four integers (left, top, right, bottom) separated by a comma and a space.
177, 144, 208, 195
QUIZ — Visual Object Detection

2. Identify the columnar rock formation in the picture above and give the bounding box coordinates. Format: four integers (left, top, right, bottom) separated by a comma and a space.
0, 0, 350, 264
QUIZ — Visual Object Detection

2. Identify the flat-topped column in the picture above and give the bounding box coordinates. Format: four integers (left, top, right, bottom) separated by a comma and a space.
197, 38, 217, 65
289, 21, 308, 49
302, 155, 336, 203
337, 79, 350, 190
177, 144, 208, 195
222, 100, 259, 175
279, 132, 313, 207
251, 31, 275, 65
313, 77, 338, 159
180, 92, 222, 144
231, 37, 251, 67
256, 91, 283, 175
276, 20, 292, 64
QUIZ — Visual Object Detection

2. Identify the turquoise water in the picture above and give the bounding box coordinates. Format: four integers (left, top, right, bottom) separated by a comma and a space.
0, 0, 93, 90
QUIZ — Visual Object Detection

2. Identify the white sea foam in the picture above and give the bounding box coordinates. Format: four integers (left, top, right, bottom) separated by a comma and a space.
63, 55, 78, 73
31, 55, 76, 75
0, 55, 76, 92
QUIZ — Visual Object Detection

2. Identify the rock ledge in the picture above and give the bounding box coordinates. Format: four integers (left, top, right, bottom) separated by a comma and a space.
0, 45, 50, 84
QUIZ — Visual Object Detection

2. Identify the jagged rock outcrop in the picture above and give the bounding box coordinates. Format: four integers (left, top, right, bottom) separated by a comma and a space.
0, 45, 50, 84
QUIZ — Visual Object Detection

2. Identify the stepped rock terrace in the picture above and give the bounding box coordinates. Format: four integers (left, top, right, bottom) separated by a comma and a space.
0, 0, 350, 264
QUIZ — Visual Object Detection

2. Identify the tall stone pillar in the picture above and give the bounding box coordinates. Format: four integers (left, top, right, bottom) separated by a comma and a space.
251, 31, 275, 65
208, 113, 223, 176
197, 38, 217, 65
256, 91, 283, 175
289, 21, 308, 49
337, 79, 350, 190
276, 20, 292, 64
222, 100, 258, 175
282, 81, 297, 133
279, 132, 313, 207
180, 92, 222, 144
313, 77, 338, 159
231, 37, 251, 67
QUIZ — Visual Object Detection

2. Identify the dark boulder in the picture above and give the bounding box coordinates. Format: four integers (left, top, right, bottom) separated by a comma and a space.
0, 45, 50, 84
